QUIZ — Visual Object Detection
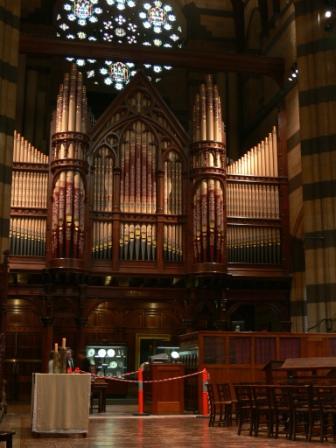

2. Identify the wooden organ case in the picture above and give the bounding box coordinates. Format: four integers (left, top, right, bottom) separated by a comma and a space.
6, 67, 290, 397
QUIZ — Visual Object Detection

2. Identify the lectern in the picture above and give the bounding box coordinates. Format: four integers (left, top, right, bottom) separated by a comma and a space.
144, 363, 184, 414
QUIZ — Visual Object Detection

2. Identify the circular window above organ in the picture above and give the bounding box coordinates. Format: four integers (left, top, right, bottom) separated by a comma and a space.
56, 0, 185, 89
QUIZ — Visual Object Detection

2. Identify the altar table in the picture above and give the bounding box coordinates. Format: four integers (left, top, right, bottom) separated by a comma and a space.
32, 373, 91, 434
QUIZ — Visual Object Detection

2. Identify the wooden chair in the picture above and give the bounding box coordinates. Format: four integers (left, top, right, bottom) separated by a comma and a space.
252, 385, 274, 437
207, 383, 221, 427
313, 385, 336, 442
216, 383, 233, 426
272, 385, 292, 439
289, 385, 317, 441
90, 379, 108, 413
234, 384, 255, 436
0, 431, 15, 448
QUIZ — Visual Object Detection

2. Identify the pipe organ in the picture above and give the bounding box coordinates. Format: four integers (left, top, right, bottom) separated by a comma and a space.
9, 68, 288, 277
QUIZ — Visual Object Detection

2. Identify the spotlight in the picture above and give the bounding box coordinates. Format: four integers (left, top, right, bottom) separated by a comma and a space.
325, 9, 332, 18
287, 63, 298, 83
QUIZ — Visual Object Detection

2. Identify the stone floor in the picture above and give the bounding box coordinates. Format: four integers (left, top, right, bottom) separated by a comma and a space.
1, 404, 335, 448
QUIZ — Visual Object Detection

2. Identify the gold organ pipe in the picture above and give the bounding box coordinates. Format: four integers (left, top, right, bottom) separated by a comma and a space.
272, 126, 278, 176
147, 136, 152, 214
265, 136, 270, 177
108, 156, 113, 212
268, 132, 274, 176
195, 186, 201, 262
167, 225, 172, 261
56, 87, 63, 134
129, 224, 135, 260
120, 144, 125, 212
208, 179, 215, 261
152, 147, 157, 213
201, 180, 208, 260
192, 101, 196, 142
215, 180, 223, 262
200, 84, 207, 141
152, 225, 156, 260
141, 143, 147, 214
52, 179, 60, 257
135, 124, 141, 214
65, 170, 74, 257
275, 186, 280, 219
124, 132, 130, 213
262, 139, 267, 176
213, 85, 220, 142
146, 225, 152, 261
164, 160, 168, 214
130, 136, 135, 213
78, 178, 85, 257
123, 223, 128, 260
75, 71, 83, 134
177, 161, 182, 214
135, 224, 141, 260
195, 93, 201, 142
206, 75, 214, 141
73, 172, 80, 257
172, 156, 176, 214
17, 172, 22, 207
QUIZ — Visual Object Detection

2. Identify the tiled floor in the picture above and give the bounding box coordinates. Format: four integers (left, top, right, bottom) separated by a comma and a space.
1, 404, 335, 448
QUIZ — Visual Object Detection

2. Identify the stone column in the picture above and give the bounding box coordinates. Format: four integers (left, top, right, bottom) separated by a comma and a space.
294, 1, 336, 331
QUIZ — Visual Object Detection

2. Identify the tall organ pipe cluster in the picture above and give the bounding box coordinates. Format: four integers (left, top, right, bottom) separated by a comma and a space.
227, 127, 282, 265
10, 131, 49, 256
50, 65, 89, 263
191, 75, 226, 266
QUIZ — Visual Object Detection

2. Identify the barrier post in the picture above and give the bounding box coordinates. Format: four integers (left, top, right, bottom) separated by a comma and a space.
137, 366, 144, 415
201, 368, 209, 416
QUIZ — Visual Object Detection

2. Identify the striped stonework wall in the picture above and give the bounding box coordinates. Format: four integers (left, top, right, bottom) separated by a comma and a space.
286, 86, 305, 331
0, 1, 20, 265
294, 0, 336, 332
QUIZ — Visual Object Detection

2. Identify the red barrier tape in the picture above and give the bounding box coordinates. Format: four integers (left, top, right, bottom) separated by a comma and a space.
90, 369, 204, 384
80, 368, 209, 416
